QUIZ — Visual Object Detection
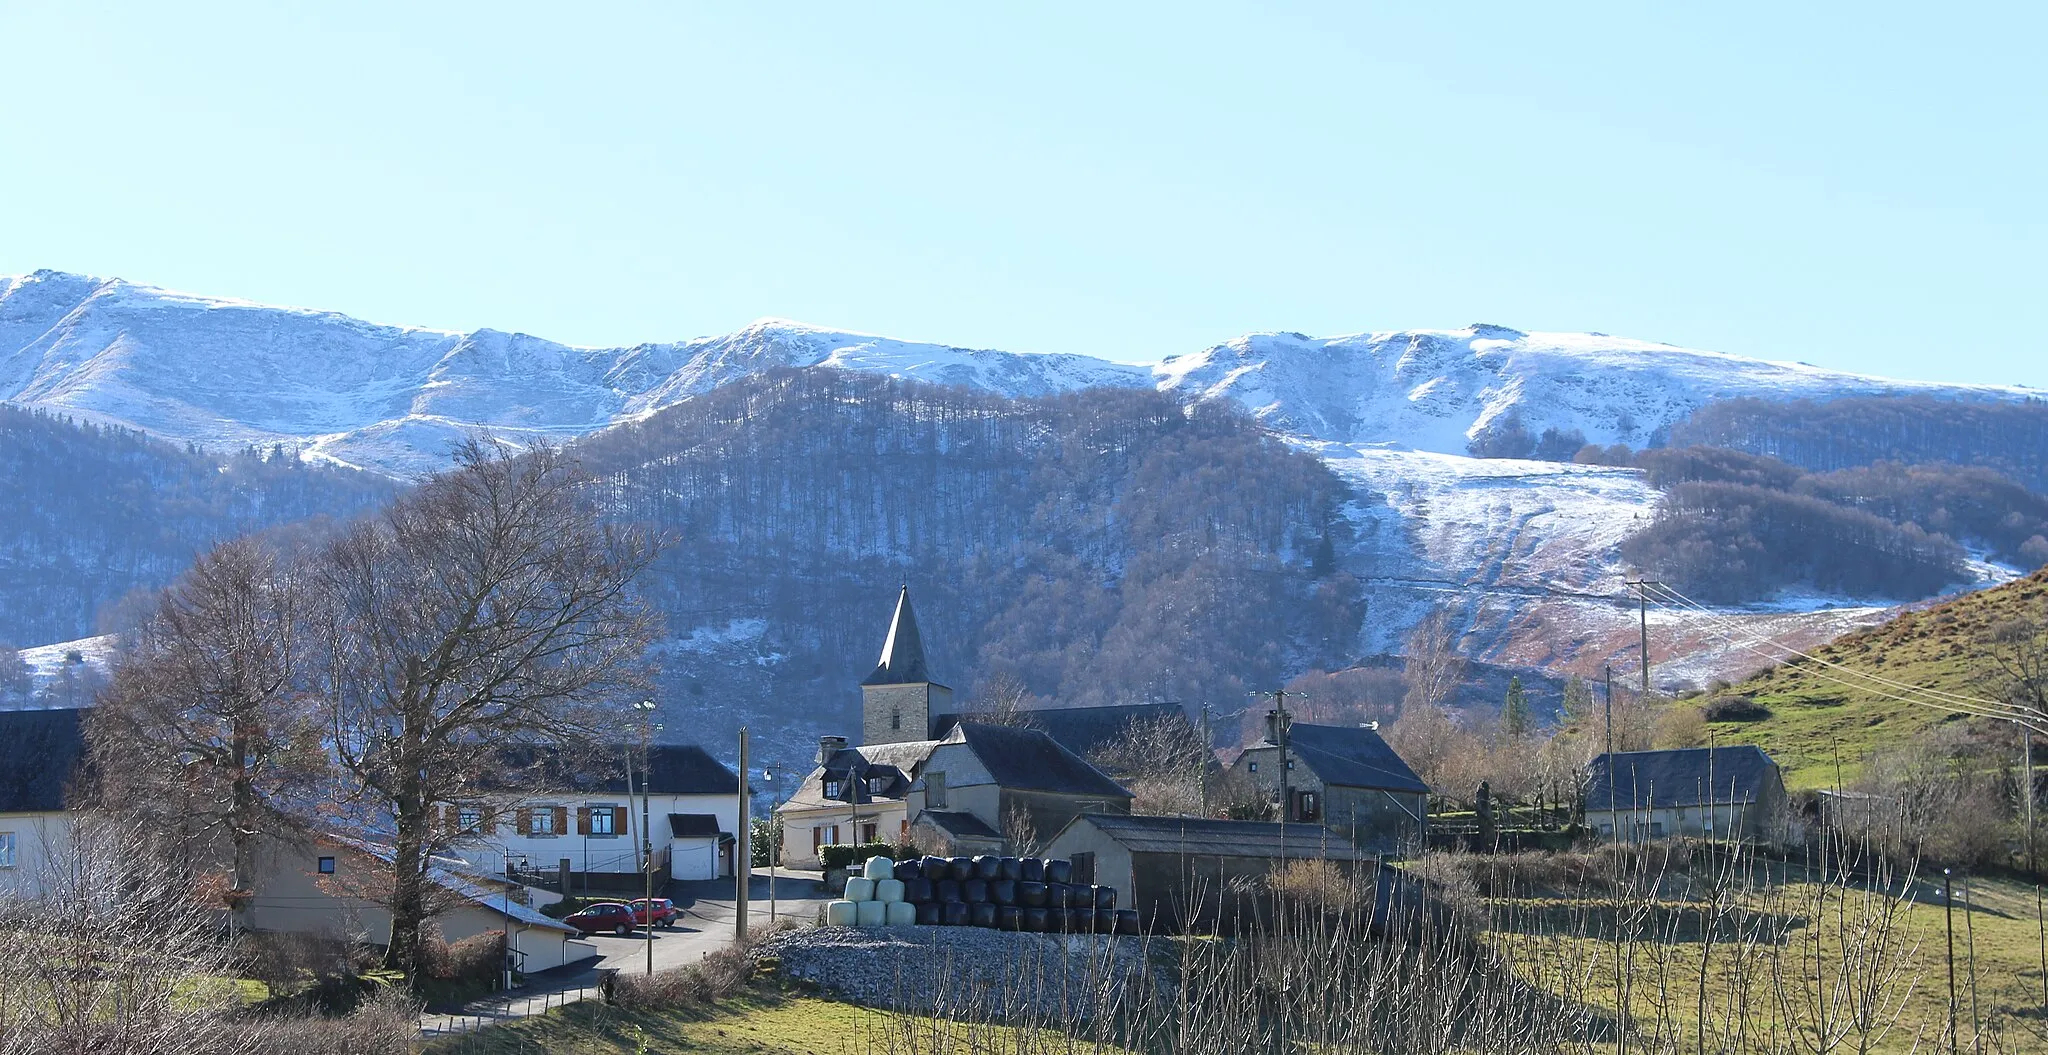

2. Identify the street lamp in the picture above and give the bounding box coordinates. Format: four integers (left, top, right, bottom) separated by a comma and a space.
762, 767, 778, 923
633, 699, 658, 975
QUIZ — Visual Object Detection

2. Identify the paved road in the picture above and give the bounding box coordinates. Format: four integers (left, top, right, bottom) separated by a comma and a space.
420, 869, 827, 1037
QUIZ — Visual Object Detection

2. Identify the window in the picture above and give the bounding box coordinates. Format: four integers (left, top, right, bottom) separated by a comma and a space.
0, 831, 15, 868
1247, 761, 1258, 773
531, 808, 556, 836
824, 780, 842, 799
317, 856, 336, 875
890, 708, 901, 731
1071, 852, 1095, 885
867, 776, 888, 796
1295, 791, 1320, 821
457, 807, 483, 835
590, 805, 617, 836
925, 772, 947, 808
860, 822, 878, 844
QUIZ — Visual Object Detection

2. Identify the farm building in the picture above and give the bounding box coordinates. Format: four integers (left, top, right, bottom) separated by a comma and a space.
1229, 720, 1428, 851
1585, 745, 1787, 844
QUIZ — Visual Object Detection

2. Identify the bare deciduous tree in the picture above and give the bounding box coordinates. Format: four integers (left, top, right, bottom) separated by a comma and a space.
89, 537, 324, 932
308, 439, 659, 979
1089, 714, 1211, 816
1401, 605, 1467, 717
0, 643, 28, 706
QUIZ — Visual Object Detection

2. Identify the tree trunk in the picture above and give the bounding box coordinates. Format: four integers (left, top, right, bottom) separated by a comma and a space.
384, 796, 430, 979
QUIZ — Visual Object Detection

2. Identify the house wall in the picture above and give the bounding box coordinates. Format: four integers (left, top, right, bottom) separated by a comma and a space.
998, 789, 1128, 852
1588, 768, 1789, 845
776, 801, 909, 868
0, 811, 75, 901
1042, 819, 1359, 934
455, 792, 737, 876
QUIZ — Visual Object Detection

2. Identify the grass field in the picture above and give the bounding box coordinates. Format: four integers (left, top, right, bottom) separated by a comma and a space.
1710, 569, 2048, 789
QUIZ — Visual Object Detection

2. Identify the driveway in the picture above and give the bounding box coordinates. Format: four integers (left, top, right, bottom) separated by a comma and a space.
587, 869, 828, 974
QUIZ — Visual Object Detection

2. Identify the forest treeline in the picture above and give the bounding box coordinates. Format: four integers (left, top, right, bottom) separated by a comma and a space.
572, 368, 1365, 732
1616, 444, 2048, 603
1668, 394, 2048, 490
0, 405, 397, 646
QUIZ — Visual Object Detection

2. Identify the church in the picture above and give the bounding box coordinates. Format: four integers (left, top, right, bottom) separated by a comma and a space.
773, 587, 1136, 868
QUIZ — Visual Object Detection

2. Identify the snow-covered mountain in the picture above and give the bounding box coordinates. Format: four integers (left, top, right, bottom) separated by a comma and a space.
5, 271, 2032, 478
5, 269, 2036, 692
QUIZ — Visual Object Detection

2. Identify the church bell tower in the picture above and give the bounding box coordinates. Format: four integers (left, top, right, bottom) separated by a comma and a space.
860, 586, 952, 745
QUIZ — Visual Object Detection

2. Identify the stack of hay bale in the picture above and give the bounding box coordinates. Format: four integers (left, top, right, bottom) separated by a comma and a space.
826, 854, 917, 927
825, 853, 1140, 934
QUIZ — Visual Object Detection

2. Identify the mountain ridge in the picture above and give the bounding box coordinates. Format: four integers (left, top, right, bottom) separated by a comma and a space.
6, 269, 2035, 479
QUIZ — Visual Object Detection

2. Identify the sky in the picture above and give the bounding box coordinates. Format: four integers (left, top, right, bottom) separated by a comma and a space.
1, 3, 2042, 387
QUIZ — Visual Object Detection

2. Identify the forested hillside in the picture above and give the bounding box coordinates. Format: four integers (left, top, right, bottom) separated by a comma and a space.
1670, 395, 2048, 491
0, 406, 398, 646
1617, 443, 2048, 605
571, 369, 1365, 764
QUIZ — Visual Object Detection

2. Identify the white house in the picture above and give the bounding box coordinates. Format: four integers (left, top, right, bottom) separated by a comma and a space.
450, 744, 742, 883
0, 708, 87, 901
245, 834, 598, 973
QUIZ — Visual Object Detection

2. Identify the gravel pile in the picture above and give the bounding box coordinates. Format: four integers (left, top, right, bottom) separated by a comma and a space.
759, 924, 1159, 1022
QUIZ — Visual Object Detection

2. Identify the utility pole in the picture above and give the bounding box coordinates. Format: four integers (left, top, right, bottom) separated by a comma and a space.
632, 699, 658, 976
763, 767, 777, 923
1603, 664, 1614, 760
1624, 580, 1660, 696
1251, 689, 1300, 822
1946, 868, 1958, 1055
1199, 703, 1212, 817
736, 726, 751, 943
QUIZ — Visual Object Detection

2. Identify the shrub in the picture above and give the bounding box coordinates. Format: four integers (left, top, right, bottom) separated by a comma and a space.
242, 987, 419, 1054
1703, 695, 1772, 722
819, 841, 911, 870
539, 895, 612, 919
1266, 858, 1364, 911
417, 930, 505, 983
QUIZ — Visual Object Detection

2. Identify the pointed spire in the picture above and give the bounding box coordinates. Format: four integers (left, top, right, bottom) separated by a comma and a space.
861, 585, 933, 686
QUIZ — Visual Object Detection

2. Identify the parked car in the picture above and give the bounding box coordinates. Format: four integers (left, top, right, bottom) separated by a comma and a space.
629, 897, 679, 929
562, 902, 639, 936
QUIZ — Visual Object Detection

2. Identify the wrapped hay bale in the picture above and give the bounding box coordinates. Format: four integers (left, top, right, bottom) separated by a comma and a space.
855, 901, 887, 927
885, 901, 918, 926
845, 876, 876, 902
863, 856, 896, 881
875, 878, 906, 903
914, 901, 941, 925
969, 903, 998, 928
824, 900, 859, 927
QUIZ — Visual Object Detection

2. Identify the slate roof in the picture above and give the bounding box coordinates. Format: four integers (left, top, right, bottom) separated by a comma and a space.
668, 813, 725, 838
491, 744, 738, 796
341, 837, 578, 934
929, 702, 1194, 762
942, 722, 1133, 799
862, 587, 945, 687
1062, 814, 1373, 862
1586, 746, 1781, 812
1251, 722, 1428, 795
780, 740, 942, 810
915, 810, 1002, 840
0, 708, 88, 813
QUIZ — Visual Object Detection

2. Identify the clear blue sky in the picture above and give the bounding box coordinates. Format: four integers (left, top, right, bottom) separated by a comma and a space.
2, 3, 2042, 387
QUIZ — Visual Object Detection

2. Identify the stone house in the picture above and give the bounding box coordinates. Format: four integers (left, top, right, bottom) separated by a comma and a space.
905, 721, 1134, 854
1584, 745, 1787, 843
1229, 721, 1428, 851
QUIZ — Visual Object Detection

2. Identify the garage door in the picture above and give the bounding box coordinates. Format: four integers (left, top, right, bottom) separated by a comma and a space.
670, 838, 717, 881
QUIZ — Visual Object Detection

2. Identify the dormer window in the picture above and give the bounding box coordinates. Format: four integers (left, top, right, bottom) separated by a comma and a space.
824, 779, 843, 798
891, 708, 901, 731
868, 776, 888, 795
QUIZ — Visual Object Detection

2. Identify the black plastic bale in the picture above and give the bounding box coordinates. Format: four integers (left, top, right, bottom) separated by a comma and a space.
969, 903, 998, 928
1114, 909, 1141, 935
998, 905, 1023, 931
947, 857, 974, 881
1017, 881, 1048, 908
1023, 906, 1050, 932
962, 878, 989, 904
941, 901, 971, 927
1094, 909, 1117, 934
998, 857, 1022, 881
1047, 883, 1071, 910
936, 879, 962, 903
1019, 858, 1044, 883
915, 902, 941, 926
1044, 859, 1072, 885
972, 855, 1001, 881
1067, 908, 1095, 933
894, 859, 924, 881
1092, 885, 1116, 910
921, 855, 950, 879
903, 877, 934, 904
990, 879, 1016, 905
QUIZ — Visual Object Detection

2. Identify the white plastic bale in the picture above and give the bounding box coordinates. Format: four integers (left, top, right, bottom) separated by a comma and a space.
874, 878, 906, 903
825, 901, 859, 927
863, 856, 896, 881
844, 877, 876, 902
855, 900, 887, 928
884, 901, 917, 926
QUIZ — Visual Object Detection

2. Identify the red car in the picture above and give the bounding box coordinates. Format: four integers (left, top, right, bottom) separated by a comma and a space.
562, 902, 639, 936
629, 898, 679, 929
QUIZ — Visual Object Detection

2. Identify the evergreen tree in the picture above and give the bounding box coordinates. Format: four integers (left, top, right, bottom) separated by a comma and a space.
1503, 675, 1530, 736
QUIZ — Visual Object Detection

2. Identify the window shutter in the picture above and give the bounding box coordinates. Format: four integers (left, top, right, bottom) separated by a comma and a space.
614, 806, 630, 836
516, 807, 533, 833
576, 807, 591, 835
553, 806, 568, 834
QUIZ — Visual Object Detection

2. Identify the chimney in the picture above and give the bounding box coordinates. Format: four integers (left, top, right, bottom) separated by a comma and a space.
817, 735, 848, 765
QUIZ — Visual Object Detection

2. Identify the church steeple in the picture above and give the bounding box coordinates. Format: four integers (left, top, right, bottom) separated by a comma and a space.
862, 586, 939, 687
859, 586, 952, 745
